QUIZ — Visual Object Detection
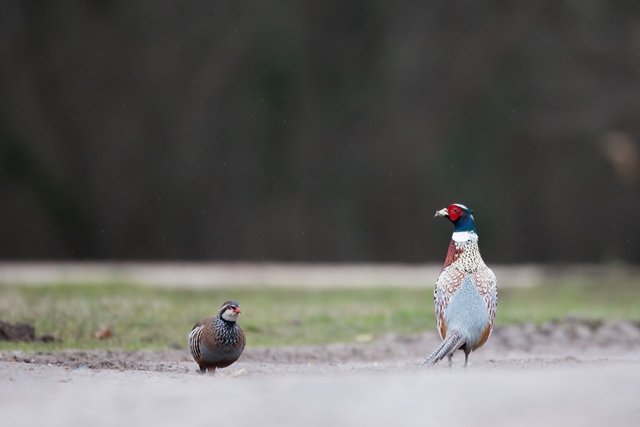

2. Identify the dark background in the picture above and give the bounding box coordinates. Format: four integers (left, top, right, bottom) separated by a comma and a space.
1, 1, 639, 263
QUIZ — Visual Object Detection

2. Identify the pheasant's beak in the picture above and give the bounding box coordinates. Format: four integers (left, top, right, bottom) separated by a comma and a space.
434, 208, 449, 218
233, 307, 241, 314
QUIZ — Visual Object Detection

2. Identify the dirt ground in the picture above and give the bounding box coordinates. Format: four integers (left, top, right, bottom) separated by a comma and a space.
2, 319, 640, 427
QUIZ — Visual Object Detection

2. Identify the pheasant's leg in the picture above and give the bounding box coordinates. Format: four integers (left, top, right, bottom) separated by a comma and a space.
447, 354, 453, 368
464, 350, 470, 368
207, 367, 217, 376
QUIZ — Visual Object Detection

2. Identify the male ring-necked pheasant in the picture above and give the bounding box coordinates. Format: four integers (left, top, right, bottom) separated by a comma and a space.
188, 300, 246, 374
420, 203, 497, 367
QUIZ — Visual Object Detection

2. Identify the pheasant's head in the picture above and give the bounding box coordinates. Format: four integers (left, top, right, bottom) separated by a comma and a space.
219, 300, 242, 322
434, 203, 476, 233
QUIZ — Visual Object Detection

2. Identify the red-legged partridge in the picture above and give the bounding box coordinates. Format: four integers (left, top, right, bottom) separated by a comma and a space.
188, 300, 246, 374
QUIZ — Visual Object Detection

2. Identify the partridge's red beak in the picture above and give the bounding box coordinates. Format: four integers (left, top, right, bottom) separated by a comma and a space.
233, 307, 241, 314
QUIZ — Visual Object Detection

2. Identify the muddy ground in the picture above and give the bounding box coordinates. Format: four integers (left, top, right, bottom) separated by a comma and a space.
2, 319, 640, 427
2, 317, 639, 370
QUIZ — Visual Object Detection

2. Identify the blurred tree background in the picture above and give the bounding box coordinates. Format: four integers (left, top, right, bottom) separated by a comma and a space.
1, 0, 639, 263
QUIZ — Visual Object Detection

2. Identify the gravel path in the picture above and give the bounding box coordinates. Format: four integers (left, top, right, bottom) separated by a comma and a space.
0, 262, 580, 288
1, 358, 639, 427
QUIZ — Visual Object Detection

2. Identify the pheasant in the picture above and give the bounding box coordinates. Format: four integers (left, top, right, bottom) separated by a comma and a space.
420, 203, 497, 367
188, 300, 246, 374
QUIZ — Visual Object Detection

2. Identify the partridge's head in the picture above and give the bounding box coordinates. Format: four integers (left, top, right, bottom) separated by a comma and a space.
434, 203, 476, 232
219, 300, 241, 322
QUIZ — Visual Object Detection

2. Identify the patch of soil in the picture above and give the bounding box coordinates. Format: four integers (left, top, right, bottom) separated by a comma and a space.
0, 349, 192, 372
492, 317, 640, 352
0, 320, 58, 343
242, 317, 640, 364
1, 318, 639, 372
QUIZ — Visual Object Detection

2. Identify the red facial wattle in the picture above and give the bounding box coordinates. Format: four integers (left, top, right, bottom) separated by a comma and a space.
447, 205, 462, 222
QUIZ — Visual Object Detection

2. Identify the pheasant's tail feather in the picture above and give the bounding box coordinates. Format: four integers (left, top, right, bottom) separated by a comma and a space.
419, 330, 465, 367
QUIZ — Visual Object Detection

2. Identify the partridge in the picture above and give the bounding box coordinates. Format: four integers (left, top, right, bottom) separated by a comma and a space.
421, 203, 497, 367
188, 300, 246, 374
